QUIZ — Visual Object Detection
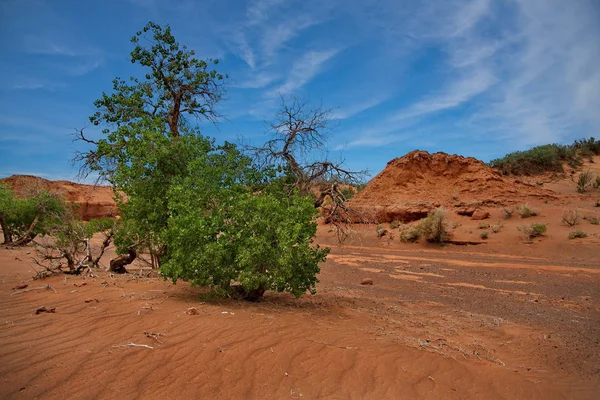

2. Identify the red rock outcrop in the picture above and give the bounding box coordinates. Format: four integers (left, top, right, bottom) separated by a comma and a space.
348, 151, 555, 223
1, 175, 117, 221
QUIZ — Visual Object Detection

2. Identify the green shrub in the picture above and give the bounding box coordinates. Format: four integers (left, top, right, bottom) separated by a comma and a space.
480, 231, 489, 240
561, 210, 580, 226
572, 137, 600, 156
596, 177, 600, 188
577, 171, 595, 193
519, 223, 547, 239
376, 224, 387, 238
399, 226, 421, 243
568, 230, 587, 239
390, 220, 402, 229
490, 138, 599, 176
162, 184, 329, 301
489, 144, 565, 175
586, 215, 599, 225
419, 208, 450, 243
478, 222, 490, 229
517, 204, 537, 218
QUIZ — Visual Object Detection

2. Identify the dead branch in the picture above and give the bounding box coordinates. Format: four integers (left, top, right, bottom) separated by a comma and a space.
112, 343, 154, 349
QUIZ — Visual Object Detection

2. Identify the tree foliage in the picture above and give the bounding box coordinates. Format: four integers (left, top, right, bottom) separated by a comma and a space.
161, 146, 328, 300
0, 183, 65, 246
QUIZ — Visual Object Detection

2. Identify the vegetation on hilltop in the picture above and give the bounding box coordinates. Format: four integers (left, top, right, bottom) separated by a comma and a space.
490, 137, 600, 175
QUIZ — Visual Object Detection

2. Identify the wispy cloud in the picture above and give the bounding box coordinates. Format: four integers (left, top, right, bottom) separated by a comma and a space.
10, 78, 66, 91
331, 96, 389, 120
392, 68, 496, 121
60, 58, 104, 76
22, 35, 101, 57
270, 49, 342, 96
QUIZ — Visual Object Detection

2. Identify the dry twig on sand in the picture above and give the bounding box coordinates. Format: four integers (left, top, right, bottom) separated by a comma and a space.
112, 343, 154, 349
144, 331, 165, 344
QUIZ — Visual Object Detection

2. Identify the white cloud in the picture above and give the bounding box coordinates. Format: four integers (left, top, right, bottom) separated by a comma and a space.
269, 48, 342, 96
392, 68, 496, 121
331, 96, 389, 120
11, 78, 66, 91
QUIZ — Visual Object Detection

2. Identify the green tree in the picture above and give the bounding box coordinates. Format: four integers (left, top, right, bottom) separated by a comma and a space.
77, 21, 226, 266
0, 183, 65, 246
77, 22, 329, 300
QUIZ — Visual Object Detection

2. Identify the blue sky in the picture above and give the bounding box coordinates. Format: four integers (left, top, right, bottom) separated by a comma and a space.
1, 0, 599, 182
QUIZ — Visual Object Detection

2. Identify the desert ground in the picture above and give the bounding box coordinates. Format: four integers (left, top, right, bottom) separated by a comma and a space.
1, 153, 599, 399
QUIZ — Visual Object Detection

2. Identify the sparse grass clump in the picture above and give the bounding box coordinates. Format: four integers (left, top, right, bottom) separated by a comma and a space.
577, 171, 595, 193
585, 215, 599, 225
399, 226, 421, 243
568, 230, 587, 239
491, 223, 503, 233
561, 210, 580, 226
376, 224, 387, 238
517, 204, 537, 218
480, 231, 489, 240
419, 208, 451, 243
518, 223, 547, 239
478, 222, 490, 229
390, 220, 402, 229
502, 207, 514, 219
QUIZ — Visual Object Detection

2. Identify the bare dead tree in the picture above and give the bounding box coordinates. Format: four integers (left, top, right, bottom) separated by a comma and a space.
30, 211, 117, 278
249, 96, 369, 238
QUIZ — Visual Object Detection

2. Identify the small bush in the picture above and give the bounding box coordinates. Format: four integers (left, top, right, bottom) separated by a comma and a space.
568, 230, 587, 239
478, 222, 490, 229
517, 204, 537, 218
390, 220, 402, 229
577, 171, 594, 193
561, 210, 580, 226
419, 208, 450, 243
586, 215, 599, 225
596, 177, 600, 188
399, 226, 421, 243
480, 231, 489, 240
491, 223, 503, 233
502, 207, 514, 219
451, 221, 461, 229
519, 223, 547, 239
376, 224, 387, 238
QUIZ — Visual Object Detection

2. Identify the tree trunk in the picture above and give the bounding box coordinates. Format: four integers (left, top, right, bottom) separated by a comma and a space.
0, 215, 12, 244
13, 214, 40, 246
92, 233, 113, 268
230, 285, 266, 302
109, 247, 136, 274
